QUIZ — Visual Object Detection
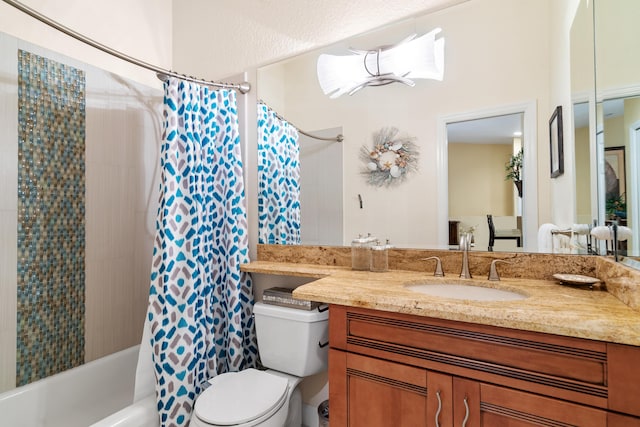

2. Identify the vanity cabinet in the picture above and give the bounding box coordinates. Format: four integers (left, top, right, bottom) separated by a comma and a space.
328, 305, 640, 426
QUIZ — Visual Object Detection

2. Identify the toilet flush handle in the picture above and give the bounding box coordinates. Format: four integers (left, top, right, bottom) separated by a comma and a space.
319, 340, 329, 348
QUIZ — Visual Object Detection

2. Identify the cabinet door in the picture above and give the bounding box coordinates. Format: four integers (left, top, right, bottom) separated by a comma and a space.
342, 351, 428, 426
427, 372, 453, 427
453, 377, 480, 427
479, 384, 607, 426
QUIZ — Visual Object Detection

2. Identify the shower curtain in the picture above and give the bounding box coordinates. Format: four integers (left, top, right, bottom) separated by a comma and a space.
147, 78, 257, 427
257, 102, 301, 244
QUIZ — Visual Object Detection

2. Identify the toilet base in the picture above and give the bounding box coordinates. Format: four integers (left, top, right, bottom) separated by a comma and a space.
265, 370, 303, 427
190, 370, 303, 427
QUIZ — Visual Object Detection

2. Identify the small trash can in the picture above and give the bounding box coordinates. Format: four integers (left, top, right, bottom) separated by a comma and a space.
318, 399, 329, 427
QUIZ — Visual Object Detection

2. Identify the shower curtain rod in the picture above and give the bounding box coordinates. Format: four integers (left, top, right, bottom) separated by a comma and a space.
2, 0, 251, 94
259, 101, 344, 143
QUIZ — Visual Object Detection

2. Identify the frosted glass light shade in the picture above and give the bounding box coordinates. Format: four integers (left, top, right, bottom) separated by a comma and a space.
317, 28, 445, 98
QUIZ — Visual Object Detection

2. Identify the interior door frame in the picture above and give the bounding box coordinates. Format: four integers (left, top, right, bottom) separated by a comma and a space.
437, 101, 539, 251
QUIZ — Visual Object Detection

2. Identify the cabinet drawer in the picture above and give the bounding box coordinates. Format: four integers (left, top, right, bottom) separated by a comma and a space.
331, 305, 608, 408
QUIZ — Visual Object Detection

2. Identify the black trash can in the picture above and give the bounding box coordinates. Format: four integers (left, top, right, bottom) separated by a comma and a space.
318, 399, 329, 427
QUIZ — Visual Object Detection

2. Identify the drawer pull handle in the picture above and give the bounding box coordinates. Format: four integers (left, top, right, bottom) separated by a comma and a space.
435, 390, 442, 427
462, 396, 469, 427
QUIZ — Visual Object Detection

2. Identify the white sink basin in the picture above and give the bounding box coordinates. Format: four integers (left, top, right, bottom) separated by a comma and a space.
404, 283, 527, 301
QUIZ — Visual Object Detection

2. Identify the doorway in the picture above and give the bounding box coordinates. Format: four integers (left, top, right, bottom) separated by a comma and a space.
447, 113, 523, 251
437, 101, 538, 252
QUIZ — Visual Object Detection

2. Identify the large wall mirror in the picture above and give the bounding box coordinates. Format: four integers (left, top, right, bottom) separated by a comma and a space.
256, 0, 634, 258
594, 0, 640, 259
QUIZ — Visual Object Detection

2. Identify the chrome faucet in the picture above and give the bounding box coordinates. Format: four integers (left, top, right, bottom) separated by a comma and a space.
459, 232, 472, 279
421, 256, 444, 277
488, 259, 512, 281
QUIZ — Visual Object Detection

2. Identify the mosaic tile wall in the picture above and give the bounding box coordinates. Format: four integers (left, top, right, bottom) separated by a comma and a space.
16, 50, 86, 386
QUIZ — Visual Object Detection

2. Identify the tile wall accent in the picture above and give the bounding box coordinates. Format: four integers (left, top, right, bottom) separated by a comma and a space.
0, 32, 162, 394
16, 50, 86, 385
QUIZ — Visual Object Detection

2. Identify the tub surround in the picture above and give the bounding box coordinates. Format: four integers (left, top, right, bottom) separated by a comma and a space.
242, 245, 640, 346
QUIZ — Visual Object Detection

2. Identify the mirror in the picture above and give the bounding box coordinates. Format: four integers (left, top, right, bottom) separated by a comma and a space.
257, 0, 592, 253
595, 0, 640, 257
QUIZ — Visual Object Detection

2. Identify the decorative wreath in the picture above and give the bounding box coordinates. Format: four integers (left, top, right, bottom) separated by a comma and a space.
360, 127, 419, 187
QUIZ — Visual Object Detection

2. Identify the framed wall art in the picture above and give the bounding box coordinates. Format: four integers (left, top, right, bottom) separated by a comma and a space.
549, 106, 564, 178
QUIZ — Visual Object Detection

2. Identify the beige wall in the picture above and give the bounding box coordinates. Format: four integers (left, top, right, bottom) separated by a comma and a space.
595, 0, 640, 92
574, 124, 591, 223
448, 144, 514, 218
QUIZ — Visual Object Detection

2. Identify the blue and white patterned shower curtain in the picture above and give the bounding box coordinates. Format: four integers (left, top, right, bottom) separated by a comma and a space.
257, 103, 301, 244
147, 78, 257, 427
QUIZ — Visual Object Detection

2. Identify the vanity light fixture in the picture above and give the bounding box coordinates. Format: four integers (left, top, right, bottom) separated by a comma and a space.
316, 28, 445, 98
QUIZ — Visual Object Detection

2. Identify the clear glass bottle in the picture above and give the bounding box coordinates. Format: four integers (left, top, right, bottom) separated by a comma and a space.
351, 234, 372, 270
370, 240, 388, 272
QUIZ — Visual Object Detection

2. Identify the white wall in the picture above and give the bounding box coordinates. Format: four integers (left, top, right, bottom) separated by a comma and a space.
548, 0, 580, 228
0, 0, 172, 87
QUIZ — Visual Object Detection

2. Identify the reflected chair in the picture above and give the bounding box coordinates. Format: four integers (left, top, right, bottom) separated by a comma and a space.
487, 214, 522, 251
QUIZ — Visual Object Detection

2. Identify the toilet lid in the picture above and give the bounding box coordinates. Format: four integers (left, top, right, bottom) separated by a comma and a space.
194, 369, 289, 426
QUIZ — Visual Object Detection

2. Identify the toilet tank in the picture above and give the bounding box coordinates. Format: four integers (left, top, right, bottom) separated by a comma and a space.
253, 302, 329, 377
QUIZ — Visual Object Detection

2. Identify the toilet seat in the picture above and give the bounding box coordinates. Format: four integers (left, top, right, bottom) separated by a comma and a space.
193, 369, 289, 426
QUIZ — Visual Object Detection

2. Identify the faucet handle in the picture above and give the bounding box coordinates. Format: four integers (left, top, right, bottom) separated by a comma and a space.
488, 259, 512, 281
421, 257, 444, 277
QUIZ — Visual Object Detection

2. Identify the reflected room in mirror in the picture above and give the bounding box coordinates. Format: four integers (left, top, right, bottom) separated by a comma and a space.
255, 0, 640, 267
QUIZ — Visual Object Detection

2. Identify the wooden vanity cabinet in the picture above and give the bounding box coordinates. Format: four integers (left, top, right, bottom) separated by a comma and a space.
328, 305, 640, 426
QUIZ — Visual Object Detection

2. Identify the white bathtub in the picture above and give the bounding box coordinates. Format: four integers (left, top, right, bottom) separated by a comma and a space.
0, 345, 159, 427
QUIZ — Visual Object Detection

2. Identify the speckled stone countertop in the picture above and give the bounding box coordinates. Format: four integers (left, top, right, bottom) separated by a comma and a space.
242, 248, 640, 346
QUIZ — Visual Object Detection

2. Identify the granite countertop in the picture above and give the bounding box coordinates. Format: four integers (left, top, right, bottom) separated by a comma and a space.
242, 261, 640, 346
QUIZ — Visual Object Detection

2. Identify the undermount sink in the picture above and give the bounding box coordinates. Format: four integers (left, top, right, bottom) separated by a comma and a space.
404, 283, 527, 302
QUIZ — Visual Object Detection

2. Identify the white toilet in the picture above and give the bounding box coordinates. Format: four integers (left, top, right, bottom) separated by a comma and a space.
191, 302, 329, 427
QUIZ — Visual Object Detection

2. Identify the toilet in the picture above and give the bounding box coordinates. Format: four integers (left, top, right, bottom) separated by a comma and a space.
191, 301, 329, 427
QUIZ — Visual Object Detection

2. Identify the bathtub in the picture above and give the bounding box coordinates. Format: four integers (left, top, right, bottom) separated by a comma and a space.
0, 345, 159, 427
